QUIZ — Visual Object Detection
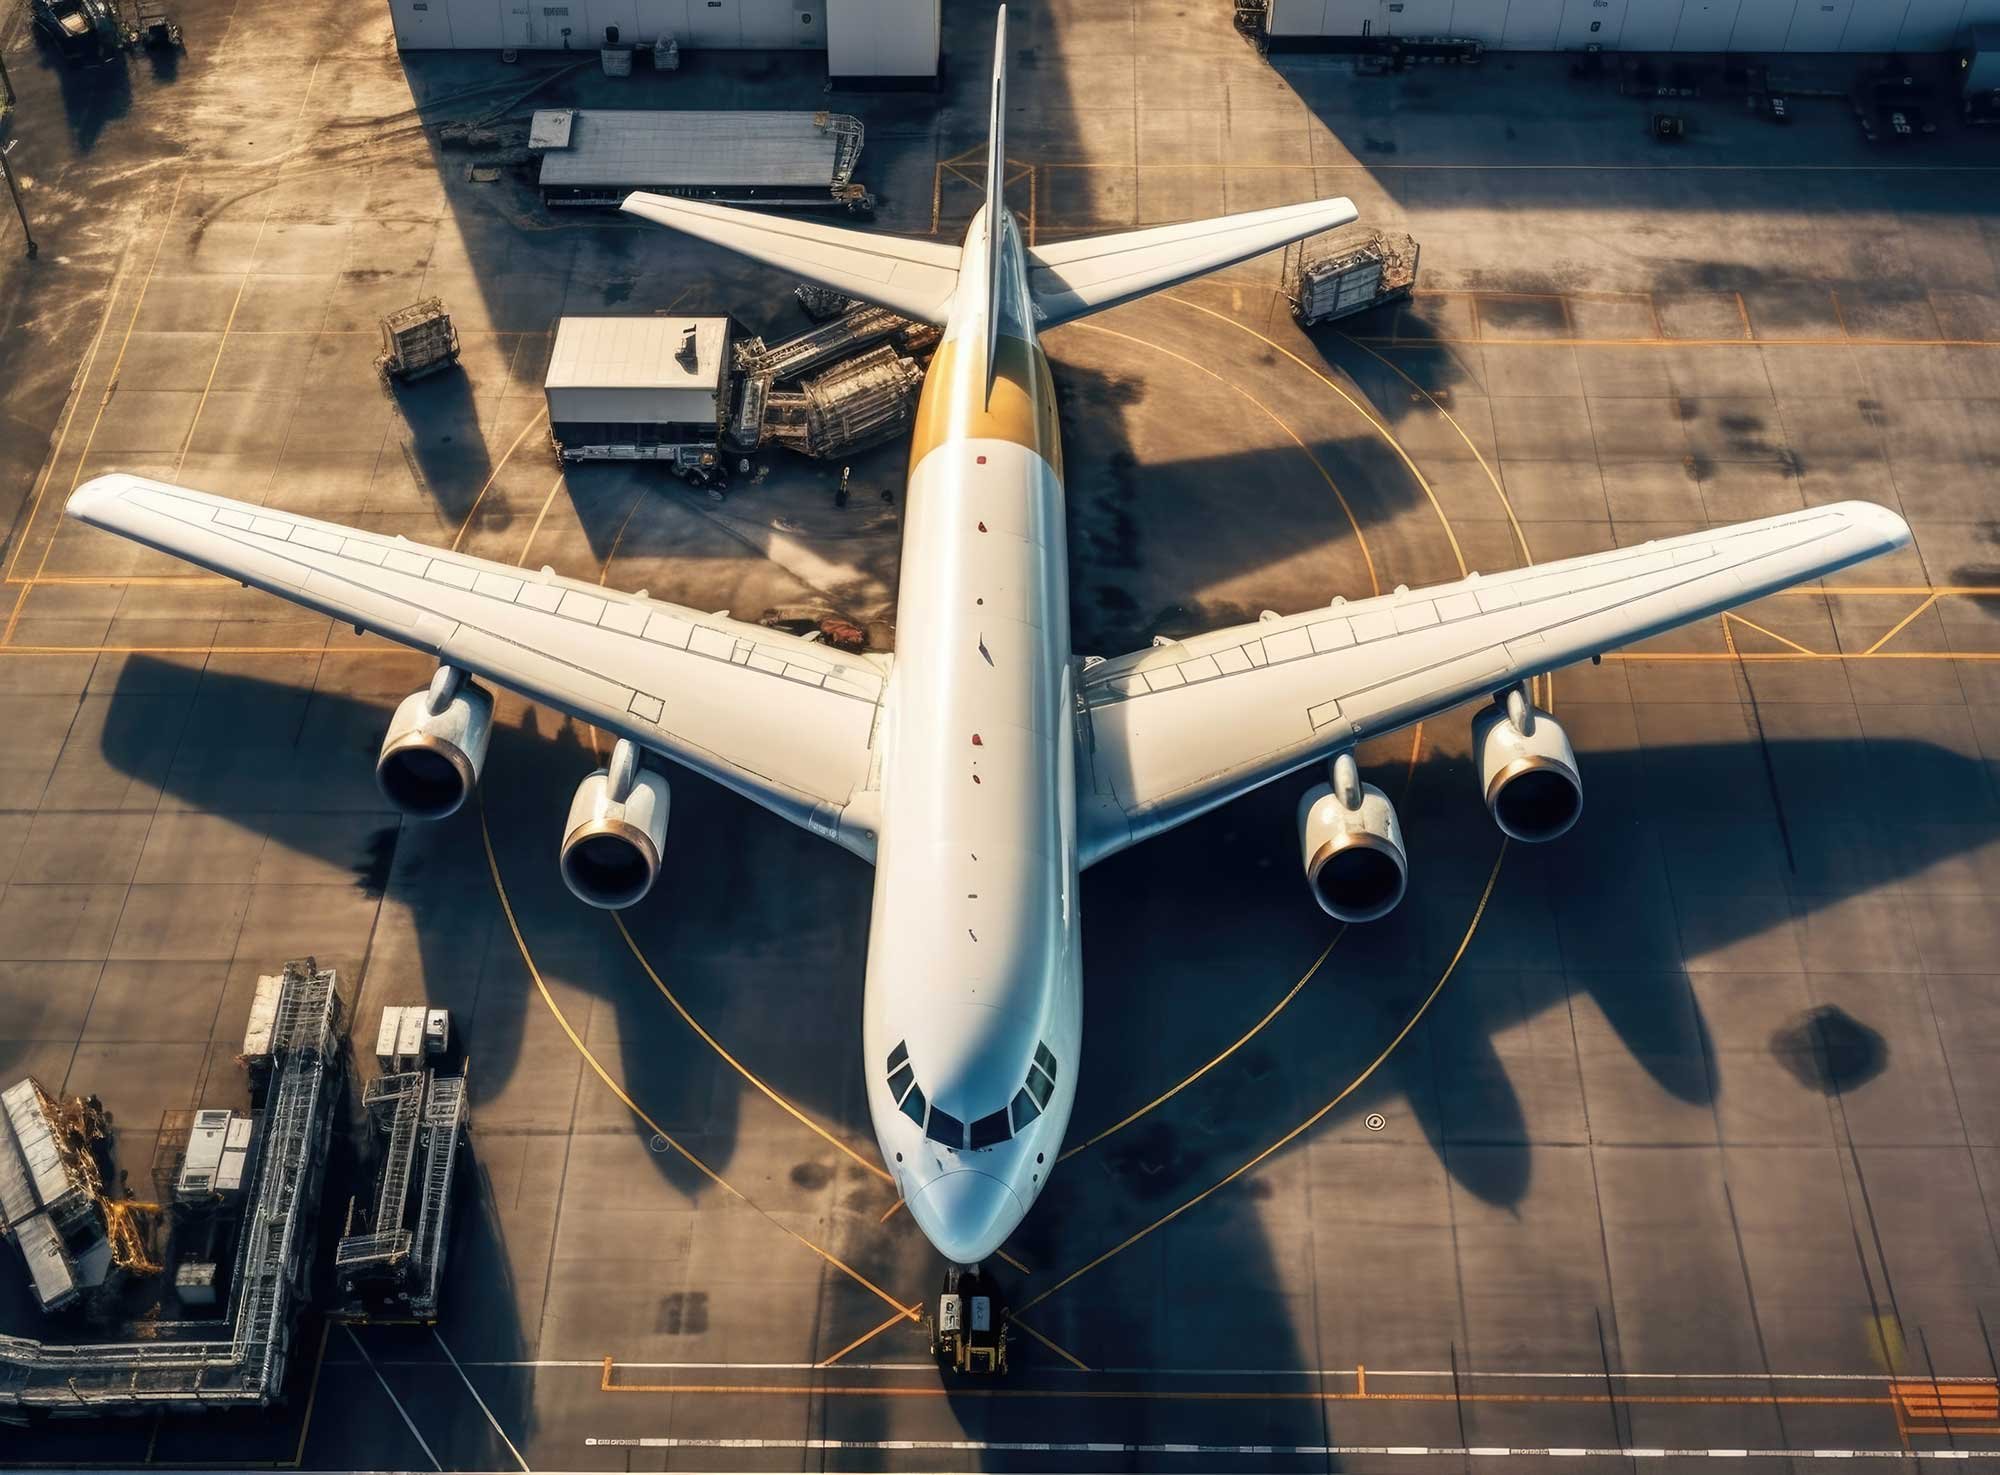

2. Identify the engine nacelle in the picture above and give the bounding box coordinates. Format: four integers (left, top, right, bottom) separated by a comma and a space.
559, 740, 670, 910
1297, 756, 1408, 923
1473, 688, 1583, 843
375, 668, 493, 819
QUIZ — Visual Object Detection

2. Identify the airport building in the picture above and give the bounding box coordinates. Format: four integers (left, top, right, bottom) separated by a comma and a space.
386, 0, 941, 78
1264, 0, 2000, 51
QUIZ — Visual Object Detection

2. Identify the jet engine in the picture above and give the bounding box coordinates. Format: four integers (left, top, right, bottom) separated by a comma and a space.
559, 739, 671, 910
1473, 686, 1583, 843
1297, 753, 1408, 923
375, 665, 493, 819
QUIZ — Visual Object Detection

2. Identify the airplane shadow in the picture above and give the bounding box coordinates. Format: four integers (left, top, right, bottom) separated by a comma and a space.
95, 655, 1999, 1411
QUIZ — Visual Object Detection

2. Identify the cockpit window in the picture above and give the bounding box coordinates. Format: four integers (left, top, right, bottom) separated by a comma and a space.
885, 1037, 1061, 1149
1010, 1086, 1041, 1132
927, 1106, 965, 1149
1025, 1061, 1053, 1109
969, 1108, 1011, 1149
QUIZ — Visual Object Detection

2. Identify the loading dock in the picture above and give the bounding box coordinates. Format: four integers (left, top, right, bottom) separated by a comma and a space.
531, 108, 871, 211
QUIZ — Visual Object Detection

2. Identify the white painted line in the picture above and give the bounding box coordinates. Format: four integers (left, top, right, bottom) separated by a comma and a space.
432, 1327, 530, 1473
345, 1326, 442, 1472
585, 1437, 1991, 1459
414, 1357, 2000, 1384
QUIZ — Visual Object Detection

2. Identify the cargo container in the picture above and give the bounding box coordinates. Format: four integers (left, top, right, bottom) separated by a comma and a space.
545, 315, 731, 483
1281, 230, 1419, 326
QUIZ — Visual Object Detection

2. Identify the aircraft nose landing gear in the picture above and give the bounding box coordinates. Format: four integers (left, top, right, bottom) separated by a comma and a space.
928, 1264, 1009, 1375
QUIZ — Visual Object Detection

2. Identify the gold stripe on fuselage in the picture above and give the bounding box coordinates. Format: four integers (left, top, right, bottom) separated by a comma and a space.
909, 332, 1063, 479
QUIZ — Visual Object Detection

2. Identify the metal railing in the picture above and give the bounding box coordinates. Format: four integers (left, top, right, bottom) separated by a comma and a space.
0, 962, 344, 1417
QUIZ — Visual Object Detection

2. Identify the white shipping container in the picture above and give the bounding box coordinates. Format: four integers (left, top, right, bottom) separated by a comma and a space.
177, 1109, 233, 1199
183, 1111, 230, 1176
375, 1007, 407, 1071
15, 1213, 77, 1311
175, 1261, 220, 1307
546, 317, 729, 430
397, 1008, 426, 1065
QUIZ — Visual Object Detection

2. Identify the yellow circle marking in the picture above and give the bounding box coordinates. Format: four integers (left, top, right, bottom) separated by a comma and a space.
512, 475, 568, 568
610, 913, 891, 1185
449, 408, 552, 554
581, 490, 891, 1185
485, 476, 919, 1341
1064, 321, 1381, 597
1162, 293, 1468, 580
1015, 841, 1510, 1321
1057, 930, 1344, 1166
476, 797, 919, 1324
1337, 331, 1553, 712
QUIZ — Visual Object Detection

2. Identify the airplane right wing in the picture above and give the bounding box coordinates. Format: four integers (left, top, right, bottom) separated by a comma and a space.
1075, 501, 1912, 867
621, 193, 963, 326
1026, 197, 1359, 327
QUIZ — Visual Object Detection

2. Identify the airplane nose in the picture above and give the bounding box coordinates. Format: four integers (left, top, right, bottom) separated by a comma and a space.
906, 1169, 1024, 1265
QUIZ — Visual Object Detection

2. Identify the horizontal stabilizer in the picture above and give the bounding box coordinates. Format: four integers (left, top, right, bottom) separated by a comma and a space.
1027, 196, 1360, 327
621, 193, 962, 326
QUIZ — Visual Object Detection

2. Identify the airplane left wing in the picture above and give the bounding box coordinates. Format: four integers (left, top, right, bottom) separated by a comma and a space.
1076, 501, 1910, 867
621, 194, 962, 327
66, 475, 888, 859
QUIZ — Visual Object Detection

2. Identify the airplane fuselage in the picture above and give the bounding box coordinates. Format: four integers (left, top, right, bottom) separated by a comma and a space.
862, 207, 1082, 1264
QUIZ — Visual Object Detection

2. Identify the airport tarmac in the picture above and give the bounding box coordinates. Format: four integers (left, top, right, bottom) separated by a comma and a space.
3, 0, 2000, 1468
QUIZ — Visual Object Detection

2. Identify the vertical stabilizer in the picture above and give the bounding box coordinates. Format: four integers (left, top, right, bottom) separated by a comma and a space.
982, 5, 1009, 402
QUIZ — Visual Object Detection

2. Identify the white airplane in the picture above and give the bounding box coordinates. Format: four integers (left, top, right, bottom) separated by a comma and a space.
66, 8, 1910, 1270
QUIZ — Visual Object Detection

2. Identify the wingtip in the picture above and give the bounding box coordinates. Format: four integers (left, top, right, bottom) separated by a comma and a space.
1845, 499, 1913, 550
1319, 195, 1361, 227
67, 474, 133, 526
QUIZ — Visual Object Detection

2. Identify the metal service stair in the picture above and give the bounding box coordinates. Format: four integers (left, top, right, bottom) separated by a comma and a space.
407, 1077, 466, 1318
336, 1074, 423, 1271
0, 960, 347, 1416
737, 304, 925, 384
231, 963, 342, 1393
